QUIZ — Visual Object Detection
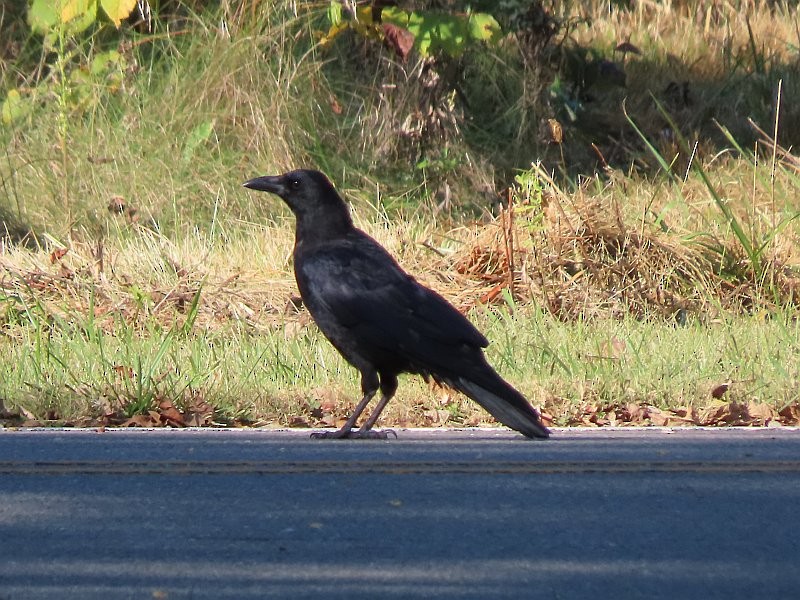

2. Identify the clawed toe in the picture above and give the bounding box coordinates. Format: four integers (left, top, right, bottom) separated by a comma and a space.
309, 430, 347, 439
352, 429, 397, 440
310, 429, 397, 440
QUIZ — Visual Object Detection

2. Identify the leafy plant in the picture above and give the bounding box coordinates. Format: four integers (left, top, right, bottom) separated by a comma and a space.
2, 0, 135, 126
416, 147, 461, 175
511, 165, 547, 230
321, 2, 502, 60
29, 0, 138, 34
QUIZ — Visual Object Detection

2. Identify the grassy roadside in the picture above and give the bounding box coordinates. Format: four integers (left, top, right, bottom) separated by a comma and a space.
1, 1, 799, 429
0, 215, 797, 429
1, 265, 798, 429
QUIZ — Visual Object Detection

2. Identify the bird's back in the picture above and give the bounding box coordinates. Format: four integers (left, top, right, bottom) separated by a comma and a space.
294, 229, 489, 377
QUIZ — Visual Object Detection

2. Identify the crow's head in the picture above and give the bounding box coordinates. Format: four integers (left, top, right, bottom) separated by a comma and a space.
243, 169, 345, 218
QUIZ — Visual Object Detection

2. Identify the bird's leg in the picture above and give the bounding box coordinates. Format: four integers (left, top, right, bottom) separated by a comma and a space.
354, 373, 398, 439
310, 389, 374, 439
310, 369, 378, 439
348, 394, 397, 439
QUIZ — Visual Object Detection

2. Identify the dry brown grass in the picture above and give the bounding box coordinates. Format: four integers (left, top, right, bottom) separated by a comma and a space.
0, 227, 296, 335
443, 165, 800, 321
3, 159, 799, 339
1, 186, 799, 430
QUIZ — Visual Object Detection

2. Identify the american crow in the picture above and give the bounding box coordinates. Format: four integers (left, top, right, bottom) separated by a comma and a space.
243, 169, 549, 439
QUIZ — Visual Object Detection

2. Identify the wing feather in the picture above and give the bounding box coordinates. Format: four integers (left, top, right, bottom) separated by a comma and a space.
297, 233, 487, 373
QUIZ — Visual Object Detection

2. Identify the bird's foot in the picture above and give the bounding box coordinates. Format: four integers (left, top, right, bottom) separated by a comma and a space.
310, 428, 397, 440
353, 429, 397, 440
309, 428, 350, 439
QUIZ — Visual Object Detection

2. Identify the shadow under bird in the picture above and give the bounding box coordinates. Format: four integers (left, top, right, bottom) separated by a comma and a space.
243, 169, 549, 440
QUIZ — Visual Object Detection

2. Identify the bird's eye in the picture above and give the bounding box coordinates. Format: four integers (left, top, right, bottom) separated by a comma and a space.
289, 178, 301, 190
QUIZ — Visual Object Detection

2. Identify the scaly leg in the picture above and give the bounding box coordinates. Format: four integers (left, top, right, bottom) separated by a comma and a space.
355, 373, 398, 438
311, 368, 379, 439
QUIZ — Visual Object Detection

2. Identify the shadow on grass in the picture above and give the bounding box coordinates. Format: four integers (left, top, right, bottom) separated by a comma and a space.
0, 204, 37, 249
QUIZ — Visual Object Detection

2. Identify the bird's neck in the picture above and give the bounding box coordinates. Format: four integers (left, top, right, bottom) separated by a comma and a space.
294, 207, 354, 247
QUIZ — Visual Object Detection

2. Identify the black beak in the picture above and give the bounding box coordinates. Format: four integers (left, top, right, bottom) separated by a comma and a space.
242, 175, 285, 195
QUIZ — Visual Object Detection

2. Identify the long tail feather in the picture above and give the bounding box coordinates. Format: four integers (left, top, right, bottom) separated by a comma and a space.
452, 377, 550, 439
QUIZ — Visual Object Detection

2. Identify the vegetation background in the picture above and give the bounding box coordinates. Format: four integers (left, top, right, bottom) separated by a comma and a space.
1, 0, 799, 430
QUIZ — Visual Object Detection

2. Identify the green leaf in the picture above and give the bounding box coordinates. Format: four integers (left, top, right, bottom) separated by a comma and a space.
1, 89, 32, 125
68, 68, 96, 111
468, 13, 502, 44
381, 7, 409, 28
183, 120, 215, 162
435, 16, 469, 57
28, 0, 59, 33
67, 1, 99, 35
100, 0, 137, 28
385, 10, 500, 58
61, 0, 94, 23
319, 21, 349, 46
327, 0, 342, 26
180, 282, 205, 336
405, 12, 433, 56
91, 49, 122, 75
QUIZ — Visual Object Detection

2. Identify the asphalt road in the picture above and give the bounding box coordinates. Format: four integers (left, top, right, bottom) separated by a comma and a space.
0, 427, 798, 599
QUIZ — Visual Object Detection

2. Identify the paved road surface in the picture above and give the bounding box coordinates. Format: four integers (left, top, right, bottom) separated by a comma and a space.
0, 427, 798, 599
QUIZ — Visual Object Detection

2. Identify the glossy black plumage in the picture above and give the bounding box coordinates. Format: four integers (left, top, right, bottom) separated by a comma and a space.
243, 169, 549, 439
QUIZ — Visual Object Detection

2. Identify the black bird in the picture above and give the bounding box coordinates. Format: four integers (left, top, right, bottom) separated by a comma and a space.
243, 169, 549, 440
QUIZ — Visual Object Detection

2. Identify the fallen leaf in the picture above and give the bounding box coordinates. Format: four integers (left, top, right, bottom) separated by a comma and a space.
158, 399, 185, 427
623, 403, 648, 423
698, 400, 748, 426
382, 22, 414, 61
49, 248, 68, 263
437, 387, 455, 406
107, 196, 126, 214
113, 365, 135, 380
19, 405, 36, 420
710, 382, 730, 399
329, 94, 342, 115
122, 414, 158, 427
479, 283, 506, 304
284, 295, 304, 315
747, 401, 775, 425
465, 414, 482, 427
313, 386, 338, 413
0, 397, 20, 420
778, 403, 800, 425
539, 118, 563, 145
647, 406, 669, 426
182, 397, 214, 427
